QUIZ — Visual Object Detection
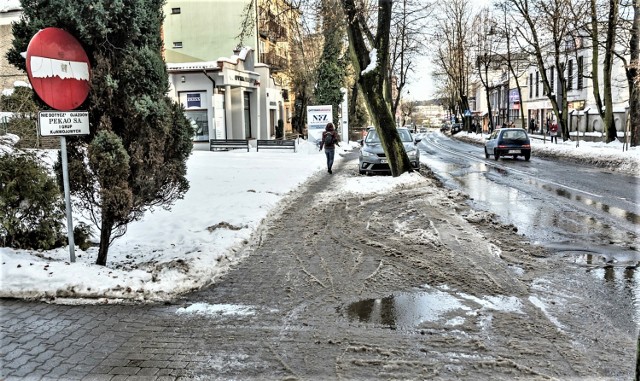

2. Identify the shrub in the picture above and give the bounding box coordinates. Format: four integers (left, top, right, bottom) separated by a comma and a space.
276, 119, 284, 139
0, 153, 66, 250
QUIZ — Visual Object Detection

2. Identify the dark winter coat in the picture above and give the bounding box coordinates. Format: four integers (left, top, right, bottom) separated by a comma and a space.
320, 127, 340, 150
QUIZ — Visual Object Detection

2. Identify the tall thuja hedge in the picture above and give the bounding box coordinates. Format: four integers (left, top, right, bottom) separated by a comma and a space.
9, 0, 193, 265
314, 0, 347, 125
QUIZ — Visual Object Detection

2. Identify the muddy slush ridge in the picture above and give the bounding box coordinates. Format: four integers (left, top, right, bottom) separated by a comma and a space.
179, 152, 635, 380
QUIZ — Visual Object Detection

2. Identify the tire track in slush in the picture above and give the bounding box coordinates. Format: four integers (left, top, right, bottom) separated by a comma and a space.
180, 153, 633, 379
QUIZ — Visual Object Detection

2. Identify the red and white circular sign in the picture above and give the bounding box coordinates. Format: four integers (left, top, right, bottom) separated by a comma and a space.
26, 27, 91, 111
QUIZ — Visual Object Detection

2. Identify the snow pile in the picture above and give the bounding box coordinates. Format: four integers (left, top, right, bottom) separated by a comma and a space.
0, 133, 19, 155
0, 140, 359, 303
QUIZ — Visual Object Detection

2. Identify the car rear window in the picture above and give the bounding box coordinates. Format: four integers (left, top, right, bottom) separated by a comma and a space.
502, 130, 528, 140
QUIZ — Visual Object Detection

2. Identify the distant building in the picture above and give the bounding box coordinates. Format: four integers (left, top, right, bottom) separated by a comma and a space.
415, 103, 446, 126
0, 5, 26, 92
163, 0, 299, 141
525, 37, 629, 136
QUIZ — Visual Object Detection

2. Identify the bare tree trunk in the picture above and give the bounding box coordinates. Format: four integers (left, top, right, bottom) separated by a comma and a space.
486, 89, 494, 132
603, 0, 619, 142
629, 0, 640, 147
96, 216, 113, 266
591, 0, 605, 116
341, 0, 413, 176
349, 81, 359, 128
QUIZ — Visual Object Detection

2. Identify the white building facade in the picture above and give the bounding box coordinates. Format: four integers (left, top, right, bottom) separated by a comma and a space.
525, 41, 629, 136
167, 48, 286, 142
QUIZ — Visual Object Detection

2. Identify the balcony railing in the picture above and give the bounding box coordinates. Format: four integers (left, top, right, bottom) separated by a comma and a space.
260, 51, 288, 71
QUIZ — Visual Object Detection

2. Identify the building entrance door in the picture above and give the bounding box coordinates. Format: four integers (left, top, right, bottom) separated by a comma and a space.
244, 92, 252, 138
270, 110, 275, 137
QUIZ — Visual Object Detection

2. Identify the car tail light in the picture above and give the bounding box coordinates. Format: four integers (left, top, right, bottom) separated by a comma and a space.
498, 145, 507, 148
522, 144, 530, 148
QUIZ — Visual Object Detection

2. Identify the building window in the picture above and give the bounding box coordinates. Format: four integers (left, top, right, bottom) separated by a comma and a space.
529, 73, 533, 98
567, 59, 574, 90
549, 66, 554, 95
173, 41, 183, 49
577, 56, 584, 89
186, 110, 208, 141
180, 91, 208, 141
535, 71, 539, 97
171, 7, 181, 14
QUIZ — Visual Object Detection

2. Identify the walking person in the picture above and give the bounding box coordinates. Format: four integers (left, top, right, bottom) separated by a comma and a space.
319, 122, 340, 174
549, 121, 559, 143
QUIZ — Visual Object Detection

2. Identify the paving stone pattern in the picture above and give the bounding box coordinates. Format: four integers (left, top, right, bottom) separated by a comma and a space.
1, 300, 208, 380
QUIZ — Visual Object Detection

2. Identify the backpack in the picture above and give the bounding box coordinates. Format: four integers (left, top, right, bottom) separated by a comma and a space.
324, 132, 334, 146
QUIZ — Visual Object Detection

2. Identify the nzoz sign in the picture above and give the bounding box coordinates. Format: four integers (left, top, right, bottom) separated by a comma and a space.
39, 111, 89, 136
306, 105, 333, 130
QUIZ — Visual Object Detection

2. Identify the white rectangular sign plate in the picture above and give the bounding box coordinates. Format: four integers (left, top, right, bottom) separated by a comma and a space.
39, 111, 90, 136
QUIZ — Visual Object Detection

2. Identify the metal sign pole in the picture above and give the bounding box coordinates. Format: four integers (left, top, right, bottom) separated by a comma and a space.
60, 136, 76, 263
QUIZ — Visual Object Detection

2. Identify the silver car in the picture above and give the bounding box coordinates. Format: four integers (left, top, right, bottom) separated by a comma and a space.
358, 127, 421, 175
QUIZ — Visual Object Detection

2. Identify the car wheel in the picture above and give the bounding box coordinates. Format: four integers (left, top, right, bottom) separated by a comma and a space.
494, 149, 500, 161
484, 147, 489, 159
524, 153, 530, 161
359, 168, 366, 175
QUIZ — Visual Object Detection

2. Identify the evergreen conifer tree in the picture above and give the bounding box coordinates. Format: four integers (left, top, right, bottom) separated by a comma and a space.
314, 0, 347, 125
8, 0, 193, 265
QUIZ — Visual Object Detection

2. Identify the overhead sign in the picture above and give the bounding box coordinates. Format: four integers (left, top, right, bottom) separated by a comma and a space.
39, 111, 89, 136
26, 27, 91, 111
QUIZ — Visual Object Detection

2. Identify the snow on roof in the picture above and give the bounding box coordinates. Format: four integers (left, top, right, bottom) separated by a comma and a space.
0, 0, 21, 13
217, 46, 253, 65
166, 61, 220, 72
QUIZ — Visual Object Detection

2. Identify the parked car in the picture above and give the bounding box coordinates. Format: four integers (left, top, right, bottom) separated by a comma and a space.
440, 123, 451, 133
450, 123, 463, 134
359, 127, 421, 175
484, 128, 531, 161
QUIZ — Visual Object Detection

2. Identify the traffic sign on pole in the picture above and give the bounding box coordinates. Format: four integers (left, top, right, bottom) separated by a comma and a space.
25, 27, 92, 263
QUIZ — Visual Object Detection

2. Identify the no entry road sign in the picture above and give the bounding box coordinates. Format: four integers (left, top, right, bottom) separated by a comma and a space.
26, 27, 91, 111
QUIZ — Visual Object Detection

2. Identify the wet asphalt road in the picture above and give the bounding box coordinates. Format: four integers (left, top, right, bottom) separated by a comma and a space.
417, 130, 640, 320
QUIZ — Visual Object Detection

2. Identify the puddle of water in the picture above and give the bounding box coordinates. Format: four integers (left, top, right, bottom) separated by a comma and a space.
341, 286, 523, 329
342, 289, 469, 329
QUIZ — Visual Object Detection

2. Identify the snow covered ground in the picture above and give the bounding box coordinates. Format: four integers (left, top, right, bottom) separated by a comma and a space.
1, 130, 637, 303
